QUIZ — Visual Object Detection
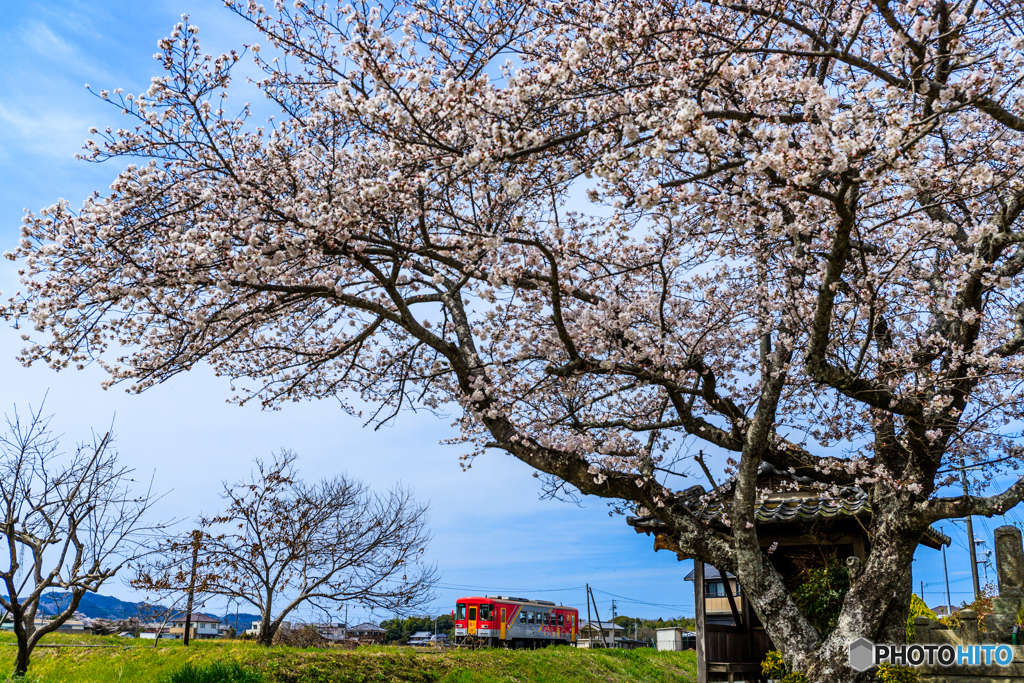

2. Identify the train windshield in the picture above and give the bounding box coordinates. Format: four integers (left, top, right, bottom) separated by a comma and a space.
480, 604, 492, 620
456, 603, 465, 620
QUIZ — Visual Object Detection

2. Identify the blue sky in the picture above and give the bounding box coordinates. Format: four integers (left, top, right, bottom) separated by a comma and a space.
0, 0, 1011, 626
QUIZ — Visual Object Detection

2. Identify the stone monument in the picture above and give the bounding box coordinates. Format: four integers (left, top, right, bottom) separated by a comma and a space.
988, 525, 1024, 637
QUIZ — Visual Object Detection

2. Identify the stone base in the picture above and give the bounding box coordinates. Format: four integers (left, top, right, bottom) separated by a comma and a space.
919, 644, 1024, 682
992, 597, 1022, 615
987, 597, 1022, 643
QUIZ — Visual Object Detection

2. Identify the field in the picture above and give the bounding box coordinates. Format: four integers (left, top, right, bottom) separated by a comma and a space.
0, 634, 698, 683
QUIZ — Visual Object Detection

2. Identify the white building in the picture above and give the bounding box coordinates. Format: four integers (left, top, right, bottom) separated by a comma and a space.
165, 613, 222, 640
655, 627, 696, 651
244, 619, 292, 636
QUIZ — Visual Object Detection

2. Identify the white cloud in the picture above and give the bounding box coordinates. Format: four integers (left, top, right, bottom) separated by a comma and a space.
22, 20, 77, 60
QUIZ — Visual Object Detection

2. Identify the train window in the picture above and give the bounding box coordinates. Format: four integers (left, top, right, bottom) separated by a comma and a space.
468, 607, 477, 621
527, 612, 534, 625
480, 604, 491, 621
558, 614, 564, 626
519, 610, 526, 624
456, 604, 465, 620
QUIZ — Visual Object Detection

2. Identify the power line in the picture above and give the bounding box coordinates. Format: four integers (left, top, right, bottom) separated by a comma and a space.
591, 588, 692, 612
434, 582, 586, 593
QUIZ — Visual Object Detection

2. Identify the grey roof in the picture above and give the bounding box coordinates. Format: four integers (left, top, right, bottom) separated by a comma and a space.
349, 622, 385, 632
626, 463, 950, 550
409, 631, 433, 638
580, 620, 625, 631
682, 564, 736, 582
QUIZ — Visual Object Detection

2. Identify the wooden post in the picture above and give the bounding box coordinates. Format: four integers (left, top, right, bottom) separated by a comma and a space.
183, 530, 201, 647
695, 561, 707, 683
722, 572, 743, 628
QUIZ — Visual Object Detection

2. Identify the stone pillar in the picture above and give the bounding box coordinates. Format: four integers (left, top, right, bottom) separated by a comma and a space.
913, 616, 933, 644
959, 610, 979, 644
989, 526, 1024, 639
995, 526, 1024, 598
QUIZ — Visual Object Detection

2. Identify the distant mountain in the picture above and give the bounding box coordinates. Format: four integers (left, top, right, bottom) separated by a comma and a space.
34, 592, 261, 630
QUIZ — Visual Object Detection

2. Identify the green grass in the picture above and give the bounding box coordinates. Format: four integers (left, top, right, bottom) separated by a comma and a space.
166, 661, 264, 683
0, 633, 697, 683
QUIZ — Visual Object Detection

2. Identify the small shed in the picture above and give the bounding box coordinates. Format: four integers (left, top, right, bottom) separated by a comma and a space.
656, 627, 695, 652
629, 463, 951, 683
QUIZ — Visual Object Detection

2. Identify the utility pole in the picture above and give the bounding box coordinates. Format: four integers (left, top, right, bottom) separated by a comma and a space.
589, 587, 609, 649
962, 470, 981, 601
611, 600, 617, 620
183, 529, 201, 647
585, 584, 592, 647
941, 526, 952, 616
920, 581, 924, 600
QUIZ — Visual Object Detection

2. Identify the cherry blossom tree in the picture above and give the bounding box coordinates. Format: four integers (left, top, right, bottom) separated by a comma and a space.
3, 0, 1024, 678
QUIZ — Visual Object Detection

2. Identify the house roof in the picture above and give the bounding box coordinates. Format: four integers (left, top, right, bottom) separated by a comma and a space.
409, 631, 433, 638
579, 620, 625, 631
349, 622, 385, 632
682, 564, 736, 582
627, 464, 950, 550
169, 613, 222, 624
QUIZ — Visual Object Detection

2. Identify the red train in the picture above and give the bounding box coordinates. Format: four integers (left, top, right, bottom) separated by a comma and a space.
453, 595, 578, 648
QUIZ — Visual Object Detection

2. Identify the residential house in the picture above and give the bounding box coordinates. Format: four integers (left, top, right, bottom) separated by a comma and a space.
1, 618, 88, 633
348, 622, 386, 644
244, 620, 292, 637
166, 613, 222, 640
314, 622, 347, 641
576, 620, 625, 648
407, 630, 434, 646
683, 565, 742, 626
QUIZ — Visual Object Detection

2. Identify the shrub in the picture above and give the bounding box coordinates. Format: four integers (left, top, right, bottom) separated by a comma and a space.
165, 662, 263, 683
877, 663, 920, 683
273, 625, 331, 648
906, 594, 937, 643
760, 650, 807, 682
792, 559, 850, 638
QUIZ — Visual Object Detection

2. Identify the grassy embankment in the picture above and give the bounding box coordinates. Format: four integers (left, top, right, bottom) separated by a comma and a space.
0, 632, 697, 683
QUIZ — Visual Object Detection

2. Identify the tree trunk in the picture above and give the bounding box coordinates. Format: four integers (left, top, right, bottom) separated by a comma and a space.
8, 601, 30, 678
798, 514, 919, 682
258, 606, 275, 646
14, 641, 30, 678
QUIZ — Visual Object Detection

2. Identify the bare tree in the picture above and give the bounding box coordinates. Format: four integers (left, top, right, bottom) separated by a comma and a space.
137, 450, 435, 646
0, 403, 165, 676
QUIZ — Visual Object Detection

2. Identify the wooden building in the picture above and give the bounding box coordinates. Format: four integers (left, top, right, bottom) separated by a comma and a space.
628, 463, 950, 683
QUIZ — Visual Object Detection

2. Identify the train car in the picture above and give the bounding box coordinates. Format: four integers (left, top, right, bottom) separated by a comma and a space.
453, 596, 578, 649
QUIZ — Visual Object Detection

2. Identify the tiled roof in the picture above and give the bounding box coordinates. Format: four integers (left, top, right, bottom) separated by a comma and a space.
349, 622, 385, 632
626, 465, 950, 551
580, 620, 625, 630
